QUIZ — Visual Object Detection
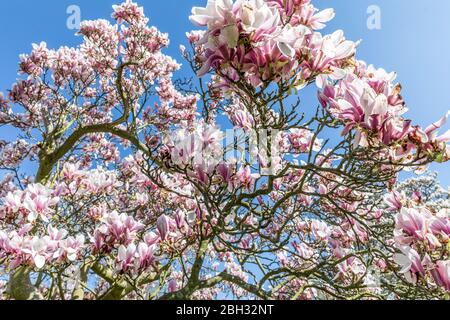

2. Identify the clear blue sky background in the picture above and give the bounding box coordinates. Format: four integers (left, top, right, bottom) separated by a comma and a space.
0, 0, 448, 185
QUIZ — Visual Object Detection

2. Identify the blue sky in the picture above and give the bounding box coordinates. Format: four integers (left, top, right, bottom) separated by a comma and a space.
0, 0, 448, 185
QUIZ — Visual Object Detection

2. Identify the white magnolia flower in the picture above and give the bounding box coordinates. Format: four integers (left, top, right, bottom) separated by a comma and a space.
321, 30, 356, 60
190, 0, 234, 27
239, 0, 280, 33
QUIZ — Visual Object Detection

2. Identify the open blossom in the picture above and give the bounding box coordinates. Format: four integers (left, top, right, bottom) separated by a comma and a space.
168, 122, 224, 169
116, 243, 137, 273
22, 237, 49, 269
116, 242, 157, 273
137, 242, 156, 269
311, 220, 330, 240
0, 224, 86, 270
390, 193, 450, 290
393, 246, 426, 284
92, 211, 145, 250
24, 193, 59, 223
384, 191, 404, 211
394, 206, 449, 247
235, 165, 260, 191
84, 169, 122, 194
395, 208, 428, 240
3, 191, 22, 214
319, 62, 449, 162
239, 0, 280, 33
190, 0, 235, 28
432, 261, 450, 291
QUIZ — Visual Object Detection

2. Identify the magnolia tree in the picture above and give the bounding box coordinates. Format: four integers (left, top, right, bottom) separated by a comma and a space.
0, 0, 449, 300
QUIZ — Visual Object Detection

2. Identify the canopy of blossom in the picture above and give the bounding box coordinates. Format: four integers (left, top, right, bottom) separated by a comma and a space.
0, 0, 449, 300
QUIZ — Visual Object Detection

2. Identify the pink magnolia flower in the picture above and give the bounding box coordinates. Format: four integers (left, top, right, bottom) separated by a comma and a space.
288, 128, 322, 153
22, 184, 60, 223
116, 243, 137, 273
237, 0, 280, 34
59, 235, 85, 262
101, 211, 144, 245
189, 0, 235, 28
395, 208, 428, 241
174, 210, 187, 230
311, 220, 330, 240
47, 225, 68, 242
432, 260, 450, 292
384, 191, 404, 211
157, 215, 170, 241
235, 165, 260, 191
216, 162, 234, 188
296, 5, 335, 30
393, 246, 426, 284
22, 237, 49, 269
293, 242, 314, 260
226, 106, 255, 132
137, 242, 156, 270
273, 24, 311, 58
3, 190, 23, 214
144, 232, 160, 246
320, 30, 355, 61
429, 215, 450, 239
168, 279, 179, 293
337, 257, 366, 280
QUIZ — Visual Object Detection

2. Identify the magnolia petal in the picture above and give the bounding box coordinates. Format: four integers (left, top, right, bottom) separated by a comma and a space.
277, 42, 295, 58
314, 8, 336, 23
34, 255, 45, 269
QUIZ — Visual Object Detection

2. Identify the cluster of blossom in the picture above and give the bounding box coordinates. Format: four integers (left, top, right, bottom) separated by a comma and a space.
386, 192, 450, 291
2, 0, 197, 148
0, 174, 16, 199
319, 62, 450, 163
112, 208, 201, 275
0, 157, 196, 275
189, 0, 354, 89
220, 251, 251, 298
121, 152, 157, 192
92, 210, 145, 252
0, 225, 85, 269
81, 135, 121, 166
166, 121, 224, 172
59, 164, 123, 196
0, 183, 60, 223
282, 213, 373, 286
164, 120, 328, 191
0, 139, 35, 169
114, 242, 157, 274
163, 122, 268, 191
188, 1, 449, 169
93, 209, 194, 274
